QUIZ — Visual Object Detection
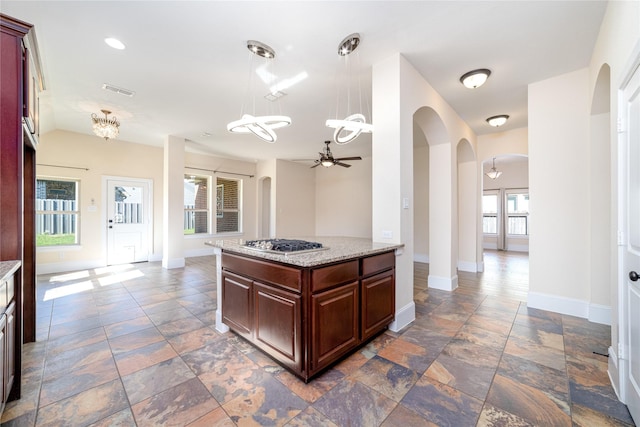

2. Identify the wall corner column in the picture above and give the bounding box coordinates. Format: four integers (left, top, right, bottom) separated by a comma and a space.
162, 135, 185, 269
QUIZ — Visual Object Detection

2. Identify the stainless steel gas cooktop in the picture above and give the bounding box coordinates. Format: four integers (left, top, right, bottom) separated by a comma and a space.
242, 239, 328, 255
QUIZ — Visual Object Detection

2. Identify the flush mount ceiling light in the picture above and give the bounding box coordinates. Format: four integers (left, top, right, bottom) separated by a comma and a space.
104, 37, 125, 50
91, 109, 120, 141
486, 114, 510, 127
459, 68, 491, 89
227, 40, 291, 143
326, 33, 373, 145
485, 157, 502, 180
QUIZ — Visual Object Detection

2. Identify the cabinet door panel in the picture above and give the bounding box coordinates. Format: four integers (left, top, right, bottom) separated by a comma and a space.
254, 283, 301, 373
311, 282, 358, 372
221, 271, 252, 338
361, 270, 395, 340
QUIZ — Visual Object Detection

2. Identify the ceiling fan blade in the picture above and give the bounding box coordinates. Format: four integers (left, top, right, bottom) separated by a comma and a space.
310, 162, 321, 168
334, 156, 362, 161
335, 162, 352, 168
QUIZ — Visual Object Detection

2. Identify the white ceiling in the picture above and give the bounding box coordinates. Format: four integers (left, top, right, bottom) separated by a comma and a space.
3, 1, 607, 163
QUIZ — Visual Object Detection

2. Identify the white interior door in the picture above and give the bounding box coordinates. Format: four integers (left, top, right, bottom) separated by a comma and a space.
623, 57, 640, 423
107, 179, 150, 265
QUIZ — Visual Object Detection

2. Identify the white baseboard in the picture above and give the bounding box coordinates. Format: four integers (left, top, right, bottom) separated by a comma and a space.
477, 261, 484, 272
162, 257, 185, 269
457, 260, 479, 273
506, 244, 529, 252
428, 274, 459, 291
389, 301, 415, 332
149, 253, 162, 262
185, 247, 216, 258
36, 259, 103, 275
414, 253, 429, 263
483, 243, 498, 250
588, 303, 611, 325
527, 291, 611, 325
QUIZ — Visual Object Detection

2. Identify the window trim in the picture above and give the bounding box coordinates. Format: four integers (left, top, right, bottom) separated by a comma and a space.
184, 174, 212, 235
36, 176, 81, 247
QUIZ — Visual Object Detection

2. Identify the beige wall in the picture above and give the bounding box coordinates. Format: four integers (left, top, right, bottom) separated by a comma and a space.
36, 130, 258, 273
315, 157, 372, 238
529, 68, 591, 303
36, 130, 164, 273
274, 159, 316, 237
588, 0, 640, 396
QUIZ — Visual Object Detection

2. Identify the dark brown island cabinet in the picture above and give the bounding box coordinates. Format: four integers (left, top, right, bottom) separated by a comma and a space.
218, 244, 398, 382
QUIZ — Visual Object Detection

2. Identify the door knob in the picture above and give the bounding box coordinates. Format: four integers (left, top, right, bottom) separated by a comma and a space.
630, 271, 640, 282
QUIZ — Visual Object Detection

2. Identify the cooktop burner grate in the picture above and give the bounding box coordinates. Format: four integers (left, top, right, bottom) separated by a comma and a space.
244, 239, 324, 252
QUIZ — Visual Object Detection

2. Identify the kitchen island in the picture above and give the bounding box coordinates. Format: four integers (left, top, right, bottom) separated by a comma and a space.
206, 237, 403, 381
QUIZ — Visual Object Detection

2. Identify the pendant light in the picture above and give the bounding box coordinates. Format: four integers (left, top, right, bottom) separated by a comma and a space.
227, 40, 291, 143
325, 33, 373, 145
485, 157, 502, 179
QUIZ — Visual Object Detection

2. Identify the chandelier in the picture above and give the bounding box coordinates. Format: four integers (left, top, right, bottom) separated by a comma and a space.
485, 157, 502, 179
326, 33, 373, 145
91, 109, 120, 141
227, 40, 291, 143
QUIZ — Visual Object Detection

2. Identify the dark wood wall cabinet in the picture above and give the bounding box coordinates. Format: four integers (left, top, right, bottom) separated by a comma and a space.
221, 250, 395, 381
0, 13, 43, 415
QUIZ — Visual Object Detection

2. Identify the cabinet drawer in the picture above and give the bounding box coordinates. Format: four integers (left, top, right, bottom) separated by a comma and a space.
222, 252, 302, 292
361, 251, 395, 277
311, 260, 358, 293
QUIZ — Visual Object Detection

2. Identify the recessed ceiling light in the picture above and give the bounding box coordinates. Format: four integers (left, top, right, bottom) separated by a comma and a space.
486, 115, 510, 127
104, 38, 125, 50
460, 68, 491, 89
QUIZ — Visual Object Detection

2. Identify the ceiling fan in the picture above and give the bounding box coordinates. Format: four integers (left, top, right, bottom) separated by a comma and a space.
311, 141, 362, 168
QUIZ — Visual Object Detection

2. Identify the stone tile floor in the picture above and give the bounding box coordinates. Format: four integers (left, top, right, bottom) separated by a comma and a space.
0, 252, 634, 426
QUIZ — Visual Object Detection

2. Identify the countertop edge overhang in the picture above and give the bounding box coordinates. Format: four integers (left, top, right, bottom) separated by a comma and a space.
0, 261, 21, 282
205, 237, 404, 268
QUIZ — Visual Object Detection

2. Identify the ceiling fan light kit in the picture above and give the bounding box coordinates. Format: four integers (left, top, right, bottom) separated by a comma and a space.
311, 140, 362, 169
227, 40, 291, 143
325, 33, 373, 145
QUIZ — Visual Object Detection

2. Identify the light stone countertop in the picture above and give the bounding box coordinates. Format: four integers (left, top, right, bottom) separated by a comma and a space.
205, 236, 403, 267
0, 260, 21, 282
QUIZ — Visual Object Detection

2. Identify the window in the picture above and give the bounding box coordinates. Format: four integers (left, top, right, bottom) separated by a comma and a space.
36, 178, 79, 246
216, 177, 241, 233
506, 191, 529, 235
184, 175, 210, 234
184, 174, 242, 235
482, 192, 498, 234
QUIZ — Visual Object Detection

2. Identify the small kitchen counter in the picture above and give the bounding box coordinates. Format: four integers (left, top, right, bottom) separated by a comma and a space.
206, 237, 403, 381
